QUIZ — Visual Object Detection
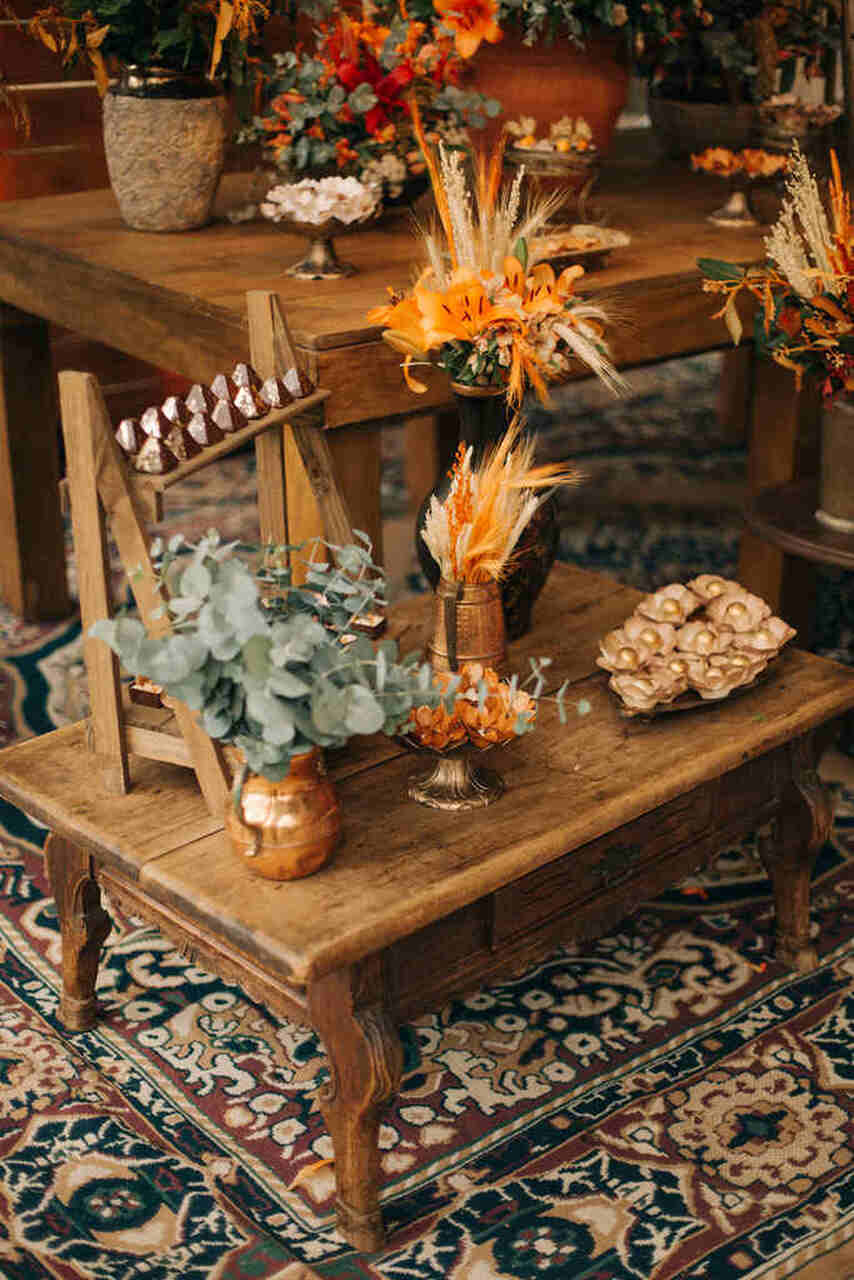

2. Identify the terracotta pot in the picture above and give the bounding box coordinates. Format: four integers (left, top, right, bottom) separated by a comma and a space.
464, 30, 630, 155
428, 578, 507, 673
226, 749, 341, 880
816, 395, 854, 533
103, 65, 227, 232
648, 97, 758, 159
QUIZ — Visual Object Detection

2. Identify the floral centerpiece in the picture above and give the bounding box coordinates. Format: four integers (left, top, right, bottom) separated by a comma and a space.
241, 13, 499, 205
421, 417, 580, 669
699, 145, 854, 399
366, 113, 625, 403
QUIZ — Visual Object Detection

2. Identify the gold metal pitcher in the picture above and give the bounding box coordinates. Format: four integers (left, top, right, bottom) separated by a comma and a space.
427, 578, 507, 673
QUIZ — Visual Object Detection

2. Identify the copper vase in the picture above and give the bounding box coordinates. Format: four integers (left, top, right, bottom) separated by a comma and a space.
225, 749, 341, 880
415, 383, 559, 641
427, 578, 507, 673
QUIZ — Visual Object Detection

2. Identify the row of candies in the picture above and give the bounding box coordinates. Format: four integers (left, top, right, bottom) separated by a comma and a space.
114, 361, 314, 476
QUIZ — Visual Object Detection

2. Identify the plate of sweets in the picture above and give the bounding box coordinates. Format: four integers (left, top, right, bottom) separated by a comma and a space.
531, 223, 631, 272
597, 576, 796, 717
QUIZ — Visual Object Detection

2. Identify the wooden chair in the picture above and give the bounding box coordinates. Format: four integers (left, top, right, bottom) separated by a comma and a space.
59, 289, 354, 817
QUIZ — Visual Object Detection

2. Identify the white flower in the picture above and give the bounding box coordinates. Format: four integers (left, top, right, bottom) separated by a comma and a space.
261, 177, 379, 227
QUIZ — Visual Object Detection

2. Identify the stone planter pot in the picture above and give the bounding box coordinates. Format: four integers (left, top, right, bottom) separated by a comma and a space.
103, 65, 227, 232
226, 749, 341, 881
816, 395, 854, 533
648, 97, 758, 159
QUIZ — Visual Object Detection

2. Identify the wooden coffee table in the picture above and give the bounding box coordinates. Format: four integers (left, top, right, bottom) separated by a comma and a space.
0, 564, 852, 1251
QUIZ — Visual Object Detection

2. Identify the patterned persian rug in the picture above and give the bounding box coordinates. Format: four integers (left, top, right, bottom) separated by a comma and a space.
1, 352, 854, 1278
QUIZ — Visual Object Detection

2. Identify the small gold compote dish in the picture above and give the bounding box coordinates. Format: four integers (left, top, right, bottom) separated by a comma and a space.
599, 575, 796, 716
401, 663, 536, 809
261, 177, 380, 280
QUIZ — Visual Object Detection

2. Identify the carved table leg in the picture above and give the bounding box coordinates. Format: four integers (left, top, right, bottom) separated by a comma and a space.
308, 965, 403, 1253
45, 833, 111, 1030
758, 735, 834, 973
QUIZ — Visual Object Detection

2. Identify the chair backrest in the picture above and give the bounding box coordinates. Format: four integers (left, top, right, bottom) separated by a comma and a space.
60, 289, 353, 816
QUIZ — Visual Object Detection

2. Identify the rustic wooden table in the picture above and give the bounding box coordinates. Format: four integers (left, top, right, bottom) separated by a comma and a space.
0, 163, 800, 621
0, 563, 851, 1251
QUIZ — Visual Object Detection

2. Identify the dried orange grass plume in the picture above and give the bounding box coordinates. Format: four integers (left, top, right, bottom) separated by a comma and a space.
422, 415, 582, 583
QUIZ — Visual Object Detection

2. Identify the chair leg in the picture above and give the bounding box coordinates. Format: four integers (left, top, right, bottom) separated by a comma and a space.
45, 832, 111, 1031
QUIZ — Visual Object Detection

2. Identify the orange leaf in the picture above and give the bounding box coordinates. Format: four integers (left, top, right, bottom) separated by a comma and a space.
210, 0, 235, 78
289, 1158, 335, 1190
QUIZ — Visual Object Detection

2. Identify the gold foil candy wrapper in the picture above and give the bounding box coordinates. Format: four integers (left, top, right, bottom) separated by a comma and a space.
166, 424, 202, 462
283, 366, 313, 399
140, 405, 171, 439
115, 417, 145, 455
187, 410, 225, 447
162, 394, 190, 425
134, 435, 178, 474
186, 383, 217, 415
210, 373, 238, 403
232, 362, 262, 392
259, 375, 293, 409
233, 385, 264, 420
211, 399, 248, 434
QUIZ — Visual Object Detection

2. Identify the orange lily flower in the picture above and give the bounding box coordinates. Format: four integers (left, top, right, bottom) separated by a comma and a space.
417, 274, 521, 345
433, 0, 502, 60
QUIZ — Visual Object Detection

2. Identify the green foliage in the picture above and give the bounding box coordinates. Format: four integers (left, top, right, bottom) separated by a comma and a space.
91, 531, 440, 780
54, 0, 287, 79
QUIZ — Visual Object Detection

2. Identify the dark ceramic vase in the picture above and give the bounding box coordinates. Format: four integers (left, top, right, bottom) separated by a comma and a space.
415, 385, 559, 642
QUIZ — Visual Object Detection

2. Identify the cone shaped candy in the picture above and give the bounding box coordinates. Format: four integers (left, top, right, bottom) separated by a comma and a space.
115, 417, 145, 455
135, 435, 178, 474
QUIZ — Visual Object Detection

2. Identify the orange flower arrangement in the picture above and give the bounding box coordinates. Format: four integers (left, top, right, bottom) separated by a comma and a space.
691, 147, 788, 179
700, 145, 854, 401
367, 99, 624, 403
407, 662, 537, 750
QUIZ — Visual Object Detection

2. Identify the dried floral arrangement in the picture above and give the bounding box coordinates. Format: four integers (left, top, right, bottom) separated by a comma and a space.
114, 359, 313, 476
691, 147, 788, 179
406, 661, 537, 750
598, 575, 795, 715
506, 115, 596, 157
699, 145, 854, 400
367, 107, 625, 403
421, 417, 580, 582
239, 13, 498, 204
261, 177, 380, 227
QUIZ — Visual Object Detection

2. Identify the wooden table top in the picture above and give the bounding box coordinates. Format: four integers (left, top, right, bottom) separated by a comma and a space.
0, 165, 762, 424
1, 564, 852, 986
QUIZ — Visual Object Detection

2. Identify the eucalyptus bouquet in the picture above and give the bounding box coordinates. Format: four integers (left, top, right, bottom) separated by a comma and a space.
92, 532, 443, 781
